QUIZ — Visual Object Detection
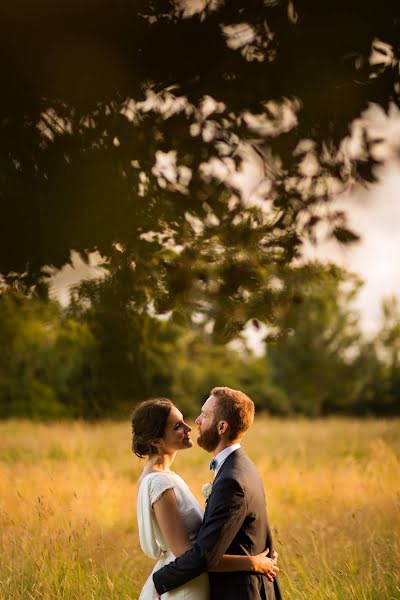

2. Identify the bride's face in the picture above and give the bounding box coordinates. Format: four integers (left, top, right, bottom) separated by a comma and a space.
157, 406, 193, 453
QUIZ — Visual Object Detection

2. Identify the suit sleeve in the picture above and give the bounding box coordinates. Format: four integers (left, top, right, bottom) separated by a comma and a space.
153, 477, 246, 595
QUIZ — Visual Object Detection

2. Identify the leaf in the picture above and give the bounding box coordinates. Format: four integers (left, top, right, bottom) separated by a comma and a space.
332, 227, 360, 244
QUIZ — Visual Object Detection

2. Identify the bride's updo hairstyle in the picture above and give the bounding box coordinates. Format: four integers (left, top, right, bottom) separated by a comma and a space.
131, 398, 173, 458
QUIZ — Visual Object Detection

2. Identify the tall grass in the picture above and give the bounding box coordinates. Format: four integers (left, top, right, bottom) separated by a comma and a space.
0, 418, 399, 599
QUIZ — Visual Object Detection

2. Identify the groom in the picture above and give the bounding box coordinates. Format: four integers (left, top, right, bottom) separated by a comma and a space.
153, 386, 283, 600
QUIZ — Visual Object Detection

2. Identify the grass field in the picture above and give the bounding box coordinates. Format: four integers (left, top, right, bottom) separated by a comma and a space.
0, 418, 399, 600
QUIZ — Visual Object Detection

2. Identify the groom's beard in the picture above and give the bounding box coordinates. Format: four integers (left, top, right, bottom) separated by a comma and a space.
197, 421, 220, 452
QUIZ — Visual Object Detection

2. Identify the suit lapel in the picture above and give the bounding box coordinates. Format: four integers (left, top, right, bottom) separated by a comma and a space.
204, 447, 245, 518
213, 446, 245, 483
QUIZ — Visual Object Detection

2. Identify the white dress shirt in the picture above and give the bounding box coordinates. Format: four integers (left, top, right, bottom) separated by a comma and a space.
211, 443, 241, 477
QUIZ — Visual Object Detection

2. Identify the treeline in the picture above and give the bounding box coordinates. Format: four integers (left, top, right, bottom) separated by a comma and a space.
0, 267, 399, 420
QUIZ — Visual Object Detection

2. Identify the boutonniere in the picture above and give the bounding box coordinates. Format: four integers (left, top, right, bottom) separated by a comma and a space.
201, 482, 213, 501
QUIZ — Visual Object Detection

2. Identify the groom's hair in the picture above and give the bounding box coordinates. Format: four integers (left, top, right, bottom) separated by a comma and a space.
211, 386, 255, 441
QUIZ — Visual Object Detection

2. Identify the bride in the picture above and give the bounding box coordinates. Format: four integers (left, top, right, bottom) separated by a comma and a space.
132, 398, 279, 600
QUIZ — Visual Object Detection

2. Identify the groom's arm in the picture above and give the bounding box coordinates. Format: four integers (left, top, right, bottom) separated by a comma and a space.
153, 477, 246, 595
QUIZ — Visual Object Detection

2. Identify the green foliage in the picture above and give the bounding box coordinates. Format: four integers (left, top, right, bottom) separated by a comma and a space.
0, 288, 94, 419
266, 266, 400, 416
1, 3, 400, 414
168, 329, 272, 414
350, 297, 400, 416
1, 0, 398, 332
2, 1, 400, 421
1, 265, 399, 420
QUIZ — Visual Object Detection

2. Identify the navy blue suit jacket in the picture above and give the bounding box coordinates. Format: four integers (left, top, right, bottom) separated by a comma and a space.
153, 448, 282, 600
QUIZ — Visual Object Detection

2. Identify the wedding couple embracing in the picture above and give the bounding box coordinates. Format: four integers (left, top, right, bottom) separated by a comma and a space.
132, 386, 283, 600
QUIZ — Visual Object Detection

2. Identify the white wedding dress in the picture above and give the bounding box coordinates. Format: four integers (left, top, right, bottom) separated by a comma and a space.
137, 471, 210, 600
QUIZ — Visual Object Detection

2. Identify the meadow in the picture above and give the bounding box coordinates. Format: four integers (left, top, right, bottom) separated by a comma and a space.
0, 418, 399, 600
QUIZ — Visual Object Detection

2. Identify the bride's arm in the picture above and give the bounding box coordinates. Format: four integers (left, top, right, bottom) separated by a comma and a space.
211, 549, 279, 581
153, 491, 278, 581
153, 489, 192, 556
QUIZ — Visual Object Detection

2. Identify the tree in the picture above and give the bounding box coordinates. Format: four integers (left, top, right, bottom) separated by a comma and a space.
1, 267, 398, 420
68, 269, 188, 417
168, 326, 272, 415
352, 297, 400, 415
1, 0, 399, 337
0, 279, 278, 420
266, 265, 364, 416
0, 282, 190, 419
0, 286, 95, 419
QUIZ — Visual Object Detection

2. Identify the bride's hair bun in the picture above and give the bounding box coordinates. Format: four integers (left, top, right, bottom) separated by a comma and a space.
131, 398, 173, 458
132, 436, 153, 458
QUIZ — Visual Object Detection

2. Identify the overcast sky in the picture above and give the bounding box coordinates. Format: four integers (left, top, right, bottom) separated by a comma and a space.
304, 162, 400, 335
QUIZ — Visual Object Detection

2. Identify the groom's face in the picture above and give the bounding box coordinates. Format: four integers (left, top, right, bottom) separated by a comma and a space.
195, 395, 220, 452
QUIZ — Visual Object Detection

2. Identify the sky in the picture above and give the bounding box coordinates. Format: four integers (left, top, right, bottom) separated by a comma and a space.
304, 162, 400, 336
312, 102, 400, 335
235, 162, 400, 353
50, 251, 105, 306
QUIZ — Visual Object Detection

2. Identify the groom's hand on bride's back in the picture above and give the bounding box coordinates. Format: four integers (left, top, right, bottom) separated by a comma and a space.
252, 547, 279, 582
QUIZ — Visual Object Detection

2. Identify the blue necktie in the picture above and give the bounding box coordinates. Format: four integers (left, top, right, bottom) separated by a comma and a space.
209, 458, 217, 471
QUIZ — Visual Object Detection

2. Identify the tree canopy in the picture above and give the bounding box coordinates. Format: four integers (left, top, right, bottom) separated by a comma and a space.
1, 0, 399, 334
1, 267, 399, 419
